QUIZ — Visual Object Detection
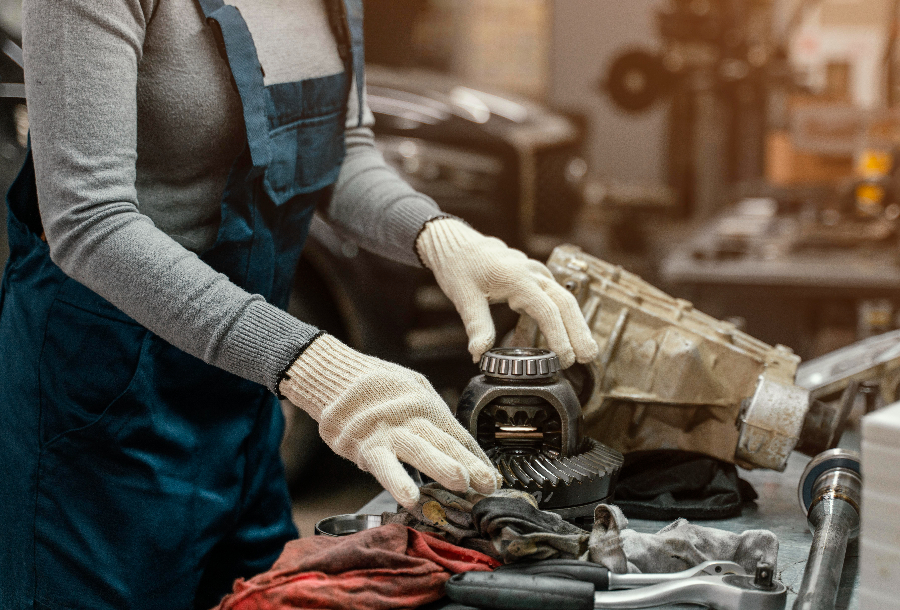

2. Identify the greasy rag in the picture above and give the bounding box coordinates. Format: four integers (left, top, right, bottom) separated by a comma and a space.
212, 523, 499, 610
384, 486, 778, 574
472, 495, 591, 563
381, 483, 493, 551
588, 504, 779, 574
382, 483, 588, 562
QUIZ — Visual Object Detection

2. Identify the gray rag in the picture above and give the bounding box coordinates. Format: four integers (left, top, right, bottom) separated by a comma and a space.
382, 485, 779, 573
587, 504, 779, 575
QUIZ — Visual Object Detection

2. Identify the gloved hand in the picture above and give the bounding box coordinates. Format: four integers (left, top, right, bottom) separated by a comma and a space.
279, 334, 500, 509
416, 217, 599, 367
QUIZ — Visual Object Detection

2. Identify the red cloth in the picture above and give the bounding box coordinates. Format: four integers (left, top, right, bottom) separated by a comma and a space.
213, 523, 499, 610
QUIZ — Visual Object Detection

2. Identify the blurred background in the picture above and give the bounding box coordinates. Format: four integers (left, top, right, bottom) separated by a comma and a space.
4, 0, 900, 531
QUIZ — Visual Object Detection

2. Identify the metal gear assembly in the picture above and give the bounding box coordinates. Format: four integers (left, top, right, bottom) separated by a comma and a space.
457, 347, 624, 520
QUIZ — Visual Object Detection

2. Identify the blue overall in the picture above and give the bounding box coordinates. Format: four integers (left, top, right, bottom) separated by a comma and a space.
0, 1, 365, 608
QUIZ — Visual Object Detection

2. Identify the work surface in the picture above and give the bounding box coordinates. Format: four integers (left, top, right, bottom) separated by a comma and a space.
358, 435, 861, 609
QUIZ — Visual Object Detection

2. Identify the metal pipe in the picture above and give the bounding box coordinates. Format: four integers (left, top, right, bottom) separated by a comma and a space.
793, 450, 862, 610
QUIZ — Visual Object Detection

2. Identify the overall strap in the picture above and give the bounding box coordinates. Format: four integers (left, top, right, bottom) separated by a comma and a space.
345, 0, 366, 127
324, 0, 365, 127
196, 0, 271, 171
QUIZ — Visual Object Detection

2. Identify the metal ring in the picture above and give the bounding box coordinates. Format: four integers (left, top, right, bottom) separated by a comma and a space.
798, 448, 861, 515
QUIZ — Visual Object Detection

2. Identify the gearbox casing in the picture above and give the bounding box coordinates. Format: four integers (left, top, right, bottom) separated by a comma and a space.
514, 245, 811, 471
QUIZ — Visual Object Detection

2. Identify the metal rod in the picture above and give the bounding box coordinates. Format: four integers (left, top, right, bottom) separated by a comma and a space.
793, 449, 861, 610
494, 432, 544, 440
792, 499, 857, 610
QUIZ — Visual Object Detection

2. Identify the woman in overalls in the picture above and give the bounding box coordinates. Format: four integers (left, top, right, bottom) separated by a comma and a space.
0, 0, 599, 608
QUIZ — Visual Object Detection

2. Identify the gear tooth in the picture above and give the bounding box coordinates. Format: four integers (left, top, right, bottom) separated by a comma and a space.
561, 456, 593, 479
509, 458, 534, 487
576, 445, 601, 462
592, 441, 626, 468
595, 441, 626, 470
537, 455, 573, 485
567, 457, 594, 481
576, 449, 607, 472
529, 457, 559, 486
495, 458, 517, 487
571, 454, 602, 478
555, 460, 579, 482
520, 459, 546, 487
561, 460, 586, 482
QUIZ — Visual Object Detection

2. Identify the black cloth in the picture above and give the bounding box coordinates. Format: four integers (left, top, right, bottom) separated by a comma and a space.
613, 450, 758, 520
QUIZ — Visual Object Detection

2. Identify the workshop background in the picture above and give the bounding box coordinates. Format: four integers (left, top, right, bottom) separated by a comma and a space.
2, 0, 899, 538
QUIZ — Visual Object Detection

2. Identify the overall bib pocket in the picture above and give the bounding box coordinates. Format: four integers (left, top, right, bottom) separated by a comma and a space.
263, 110, 346, 205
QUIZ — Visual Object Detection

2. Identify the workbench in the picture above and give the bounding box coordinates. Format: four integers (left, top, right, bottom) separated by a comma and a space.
358, 434, 862, 609
660, 219, 900, 360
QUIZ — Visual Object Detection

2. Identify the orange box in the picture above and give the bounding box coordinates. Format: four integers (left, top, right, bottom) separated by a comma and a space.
766, 130, 855, 185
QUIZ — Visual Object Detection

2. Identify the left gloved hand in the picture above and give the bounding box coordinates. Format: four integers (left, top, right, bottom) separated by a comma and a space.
416, 217, 598, 367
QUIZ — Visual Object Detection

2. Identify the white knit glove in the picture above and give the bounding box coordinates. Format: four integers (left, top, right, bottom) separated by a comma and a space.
279, 334, 500, 509
416, 218, 599, 367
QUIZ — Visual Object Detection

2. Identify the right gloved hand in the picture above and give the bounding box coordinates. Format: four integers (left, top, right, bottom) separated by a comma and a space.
416, 218, 598, 367
278, 334, 500, 509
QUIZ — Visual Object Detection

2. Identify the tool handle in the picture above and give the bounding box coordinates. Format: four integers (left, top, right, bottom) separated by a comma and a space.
496, 559, 610, 590
445, 572, 595, 610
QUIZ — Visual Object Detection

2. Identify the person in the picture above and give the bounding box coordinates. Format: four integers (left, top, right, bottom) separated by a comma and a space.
0, 0, 599, 608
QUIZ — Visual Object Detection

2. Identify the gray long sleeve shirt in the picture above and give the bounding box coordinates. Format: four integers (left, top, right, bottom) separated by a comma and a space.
22, 0, 443, 391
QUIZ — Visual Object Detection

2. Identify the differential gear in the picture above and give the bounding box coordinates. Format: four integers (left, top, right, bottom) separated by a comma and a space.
457, 348, 624, 521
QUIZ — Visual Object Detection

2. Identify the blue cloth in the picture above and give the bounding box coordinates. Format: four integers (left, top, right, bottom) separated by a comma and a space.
0, 1, 365, 609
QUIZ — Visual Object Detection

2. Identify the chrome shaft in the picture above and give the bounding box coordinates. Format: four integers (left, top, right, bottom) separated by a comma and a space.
793, 449, 861, 610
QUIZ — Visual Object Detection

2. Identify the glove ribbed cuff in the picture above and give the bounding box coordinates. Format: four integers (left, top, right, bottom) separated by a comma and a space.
278, 334, 372, 421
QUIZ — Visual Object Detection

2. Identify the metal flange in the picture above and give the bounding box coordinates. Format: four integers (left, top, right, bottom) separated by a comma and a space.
798, 448, 862, 518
